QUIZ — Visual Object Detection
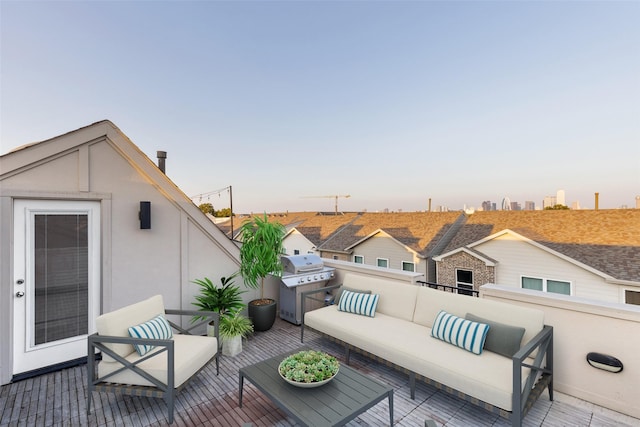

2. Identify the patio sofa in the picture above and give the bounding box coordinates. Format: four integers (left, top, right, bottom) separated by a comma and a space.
301, 274, 553, 427
87, 295, 219, 424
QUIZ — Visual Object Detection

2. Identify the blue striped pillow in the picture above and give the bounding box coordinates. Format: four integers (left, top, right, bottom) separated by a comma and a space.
128, 315, 173, 356
338, 290, 379, 317
431, 310, 489, 355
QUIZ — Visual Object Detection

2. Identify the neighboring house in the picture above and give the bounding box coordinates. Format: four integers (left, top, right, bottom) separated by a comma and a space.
317, 212, 466, 281
434, 210, 640, 304
283, 212, 360, 256
284, 228, 318, 255
0, 120, 244, 385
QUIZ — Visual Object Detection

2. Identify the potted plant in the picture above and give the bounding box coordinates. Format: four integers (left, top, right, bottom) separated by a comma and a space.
238, 213, 286, 331
219, 312, 254, 357
192, 273, 246, 336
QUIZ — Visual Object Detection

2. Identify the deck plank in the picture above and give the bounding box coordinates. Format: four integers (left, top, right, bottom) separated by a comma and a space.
1, 318, 637, 426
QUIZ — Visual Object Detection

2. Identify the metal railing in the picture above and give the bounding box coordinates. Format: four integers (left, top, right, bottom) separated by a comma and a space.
416, 280, 479, 297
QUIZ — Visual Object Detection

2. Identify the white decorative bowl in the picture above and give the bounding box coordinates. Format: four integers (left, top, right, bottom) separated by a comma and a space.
278, 351, 340, 388
278, 364, 339, 388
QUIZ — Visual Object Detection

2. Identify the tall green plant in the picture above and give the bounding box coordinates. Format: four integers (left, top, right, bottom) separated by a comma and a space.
238, 213, 285, 300
192, 273, 246, 320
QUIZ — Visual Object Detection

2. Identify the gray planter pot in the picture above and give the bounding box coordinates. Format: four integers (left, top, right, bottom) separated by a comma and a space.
248, 299, 277, 332
222, 335, 242, 357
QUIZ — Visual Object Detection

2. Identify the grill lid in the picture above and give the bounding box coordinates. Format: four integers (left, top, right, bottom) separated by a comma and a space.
281, 254, 324, 275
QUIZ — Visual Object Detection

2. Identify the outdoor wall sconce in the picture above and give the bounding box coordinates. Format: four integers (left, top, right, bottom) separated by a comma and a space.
139, 201, 151, 229
586, 352, 623, 373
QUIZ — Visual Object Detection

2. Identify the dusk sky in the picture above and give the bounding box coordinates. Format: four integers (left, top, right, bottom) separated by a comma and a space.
2, 1, 638, 213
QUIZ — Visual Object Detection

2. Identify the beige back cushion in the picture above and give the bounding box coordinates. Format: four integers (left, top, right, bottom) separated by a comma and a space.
95, 295, 166, 360
413, 286, 544, 346
342, 273, 418, 321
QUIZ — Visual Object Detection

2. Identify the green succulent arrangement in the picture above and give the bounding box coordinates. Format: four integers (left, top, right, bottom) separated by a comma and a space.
279, 350, 339, 383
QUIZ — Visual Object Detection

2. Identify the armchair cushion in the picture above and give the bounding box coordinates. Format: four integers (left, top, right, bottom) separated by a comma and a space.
95, 295, 165, 361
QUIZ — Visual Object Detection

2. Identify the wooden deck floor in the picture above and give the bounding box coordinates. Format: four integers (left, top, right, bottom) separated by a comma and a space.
1, 318, 637, 426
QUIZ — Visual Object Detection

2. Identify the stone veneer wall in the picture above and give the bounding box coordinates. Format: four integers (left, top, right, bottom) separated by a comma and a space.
436, 251, 495, 291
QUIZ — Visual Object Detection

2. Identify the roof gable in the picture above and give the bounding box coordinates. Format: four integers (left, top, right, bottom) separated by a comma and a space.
441, 210, 640, 282
1, 120, 240, 260
318, 212, 463, 255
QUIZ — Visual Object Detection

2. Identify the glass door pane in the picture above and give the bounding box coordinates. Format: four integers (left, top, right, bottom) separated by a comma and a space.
34, 214, 88, 345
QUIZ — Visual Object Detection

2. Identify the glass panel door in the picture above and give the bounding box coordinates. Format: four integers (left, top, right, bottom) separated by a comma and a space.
34, 214, 89, 345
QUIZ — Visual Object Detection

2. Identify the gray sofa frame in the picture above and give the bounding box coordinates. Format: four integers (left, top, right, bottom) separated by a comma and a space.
87, 309, 219, 424
301, 285, 554, 427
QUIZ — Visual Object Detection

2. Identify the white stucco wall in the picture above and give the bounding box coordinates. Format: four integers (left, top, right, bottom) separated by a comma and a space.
0, 122, 245, 384
482, 284, 640, 419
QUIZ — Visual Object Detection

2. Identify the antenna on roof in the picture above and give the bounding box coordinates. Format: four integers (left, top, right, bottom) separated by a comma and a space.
301, 195, 351, 215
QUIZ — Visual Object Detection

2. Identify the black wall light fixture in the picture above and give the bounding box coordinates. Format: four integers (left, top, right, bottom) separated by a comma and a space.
139, 201, 151, 229
586, 352, 623, 373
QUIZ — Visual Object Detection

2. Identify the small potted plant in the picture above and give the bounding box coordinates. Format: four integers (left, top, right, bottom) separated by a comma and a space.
238, 213, 286, 331
192, 273, 246, 336
219, 312, 254, 357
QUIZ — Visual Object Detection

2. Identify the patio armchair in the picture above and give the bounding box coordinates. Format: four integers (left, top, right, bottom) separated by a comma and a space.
87, 295, 219, 424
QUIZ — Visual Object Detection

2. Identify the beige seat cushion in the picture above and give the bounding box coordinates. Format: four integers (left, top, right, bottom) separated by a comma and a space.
97, 334, 218, 388
96, 295, 166, 361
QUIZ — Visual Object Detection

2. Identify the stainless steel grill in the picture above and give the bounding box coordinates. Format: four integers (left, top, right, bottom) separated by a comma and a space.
278, 254, 335, 325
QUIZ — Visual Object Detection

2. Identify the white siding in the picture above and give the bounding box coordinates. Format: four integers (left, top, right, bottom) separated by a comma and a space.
353, 232, 426, 278
283, 230, 316, 256
476, 234, 621, 303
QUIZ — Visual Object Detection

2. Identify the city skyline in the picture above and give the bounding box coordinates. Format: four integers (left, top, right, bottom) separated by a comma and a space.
2, 1, 638, 213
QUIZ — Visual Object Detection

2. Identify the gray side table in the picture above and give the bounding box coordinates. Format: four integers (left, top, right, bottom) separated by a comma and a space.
239, 349, 394, 426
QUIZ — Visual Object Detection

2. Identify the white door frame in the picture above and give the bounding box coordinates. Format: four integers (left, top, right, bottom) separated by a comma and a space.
13, 199, 101, 375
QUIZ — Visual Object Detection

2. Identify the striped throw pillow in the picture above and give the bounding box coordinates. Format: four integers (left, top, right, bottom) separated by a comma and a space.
431, 310, 489, 355
128, 314, 173, 356
338, 290, 379, 317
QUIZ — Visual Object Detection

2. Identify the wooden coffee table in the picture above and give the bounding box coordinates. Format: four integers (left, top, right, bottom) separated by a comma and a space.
239, 349, 394, 426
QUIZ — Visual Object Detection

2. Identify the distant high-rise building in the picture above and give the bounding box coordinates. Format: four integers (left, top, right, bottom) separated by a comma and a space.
556, 190, 566, 206
510, 201, 521, 211
571, 201, 581, 210
482, 200, 493, 211
492, 202, 497, 211
636, 196, 640, 209
501, 197, 511, 211
524, 201, 535, 211
543, 195, 556, 209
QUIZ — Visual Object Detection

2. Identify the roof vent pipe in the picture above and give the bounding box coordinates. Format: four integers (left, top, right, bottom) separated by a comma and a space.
594, 192, 599, 210
157, 151, 167, 174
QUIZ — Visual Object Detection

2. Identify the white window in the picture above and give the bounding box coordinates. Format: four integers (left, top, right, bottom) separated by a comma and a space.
376, 258, 389, 268
522, 276, 571, 295
625, 290, 640, 306
402, 261, 415, 272
353, 255, 364, 264
456, 269, 474, 296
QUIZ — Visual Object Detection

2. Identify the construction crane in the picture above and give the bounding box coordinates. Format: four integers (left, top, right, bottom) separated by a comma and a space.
301, 195, 351, 215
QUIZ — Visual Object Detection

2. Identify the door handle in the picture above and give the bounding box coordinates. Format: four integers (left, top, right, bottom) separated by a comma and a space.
16, 291, 25, 298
